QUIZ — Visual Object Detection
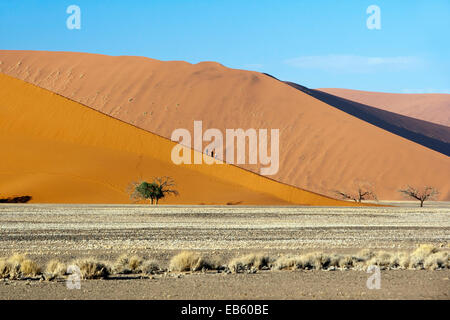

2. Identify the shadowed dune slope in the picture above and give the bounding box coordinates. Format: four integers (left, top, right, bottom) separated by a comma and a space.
0, 50, 449, 200
285, 82, 450, 156
318, 88, 450, 127
0, 73, 360, 205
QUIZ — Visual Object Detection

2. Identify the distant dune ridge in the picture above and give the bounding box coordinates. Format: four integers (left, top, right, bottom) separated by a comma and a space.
285, 82, 450, 156
0, 72, 362, 205
0, 50, 449, 200
318, 88, 450, 127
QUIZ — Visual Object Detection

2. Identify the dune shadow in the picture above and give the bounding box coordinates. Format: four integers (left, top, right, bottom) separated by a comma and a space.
0, 196, 32, 203
226, 201, 243, 205
284, 81, 450, 156
260, 73, 450, 156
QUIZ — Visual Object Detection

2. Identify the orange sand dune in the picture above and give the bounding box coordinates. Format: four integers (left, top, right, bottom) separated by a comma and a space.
0, 73, 360, 205
318, 88, 450, 127
0, 50, 449, 200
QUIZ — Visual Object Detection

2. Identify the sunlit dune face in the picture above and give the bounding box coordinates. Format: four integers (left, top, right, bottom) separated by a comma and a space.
0, 50, 449, 200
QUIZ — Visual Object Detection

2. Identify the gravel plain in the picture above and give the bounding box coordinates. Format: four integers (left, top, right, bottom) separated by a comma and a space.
0, 204, 449, 299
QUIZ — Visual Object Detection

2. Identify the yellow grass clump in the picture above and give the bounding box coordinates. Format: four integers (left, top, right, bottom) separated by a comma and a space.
423, 251, 448, 270
389, 252, 410, 269
0, 244, 448, 281
0, 258, 15, 279
272, 254, 303, 270
7, 253, 27, 265
138, 260, 161, 274
409, 244, 439, 269
336, 254, 354, 269
297, 252, 323, 269
228, 253, 273, 273
355, 249, 376, 261
367, 251, 393, 269
0, 253, 41, 279
271, 246, 449, 271
19, 259, 41, 277
45, 259, 67, 278
113, 254, 144, 274
169, 251, 214, 272
112, 254, 161, 274
74, 258, 111, 279
129, 256, 143, 271
273, 252, 353, 271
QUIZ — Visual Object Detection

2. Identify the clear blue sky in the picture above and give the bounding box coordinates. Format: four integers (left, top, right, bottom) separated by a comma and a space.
1, 0, 449, 93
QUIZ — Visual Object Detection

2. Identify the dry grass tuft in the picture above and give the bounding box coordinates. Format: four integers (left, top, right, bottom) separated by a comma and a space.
74, 258, 111, 279
273, 252, 352, 270
356, 249, 375, 260
297, 252, 323, 269
410, 244, 439, 269
113, 254, 144, 274
128, 256, 143, 271
367, 251, 393, 269
389, 252, 410, 269
272, 246, 448, 271
0, 259, 13, 279
301, 252, 345, 270
45, 259, 67, 278
138, 260, 161, 274
337, 255, 354, 269
229, 253, 273, 273
1, 261, 21, 279
169, 251, 214, 272
0, 254, 41, 278
272, 254, 302, 270
423, 251, 448, 270
113, 254, 162, 275
19, 259, 41, 276
1, 244, 448, 280
7, 253, 27, 265
113, 254, 130, 274
413, 244, 438, 256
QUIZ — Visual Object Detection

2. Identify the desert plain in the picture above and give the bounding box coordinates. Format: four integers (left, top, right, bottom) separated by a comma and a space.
0, 50, 449, 301
0, 204, 448, 300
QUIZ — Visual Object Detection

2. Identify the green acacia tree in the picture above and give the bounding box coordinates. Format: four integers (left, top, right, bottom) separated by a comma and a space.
129, 177, 179, 205
136, 181, 158, 204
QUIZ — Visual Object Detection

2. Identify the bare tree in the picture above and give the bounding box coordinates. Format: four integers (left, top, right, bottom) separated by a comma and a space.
398, 186, 439, 207
152, 176, 179, 204
334, 181, 378, 203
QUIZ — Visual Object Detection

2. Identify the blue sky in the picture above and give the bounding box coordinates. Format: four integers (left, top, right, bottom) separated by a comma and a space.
1, 0, 449, 93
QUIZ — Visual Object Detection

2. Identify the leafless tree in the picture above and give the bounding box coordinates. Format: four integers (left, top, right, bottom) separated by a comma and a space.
334, 181, 378, 203
152, 176, 179, 204
398, 186, 439, 207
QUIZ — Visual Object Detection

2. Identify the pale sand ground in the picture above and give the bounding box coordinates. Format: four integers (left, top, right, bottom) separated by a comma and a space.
1, 271, 449, 300
1, 51, 449, 200
0, 204, 449, 299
